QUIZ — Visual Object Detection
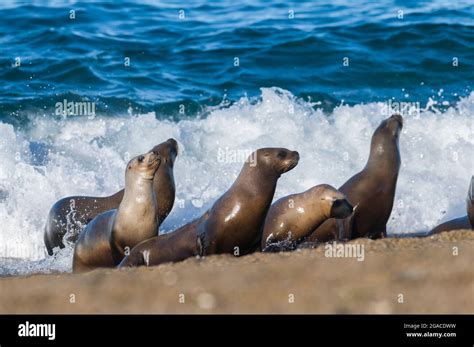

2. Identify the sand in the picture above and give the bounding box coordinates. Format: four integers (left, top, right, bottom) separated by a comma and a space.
0, 230, 473, 314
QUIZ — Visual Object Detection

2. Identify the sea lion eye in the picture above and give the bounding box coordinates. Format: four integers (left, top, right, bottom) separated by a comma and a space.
138, 155, 144, 163
277, 151, 287, 159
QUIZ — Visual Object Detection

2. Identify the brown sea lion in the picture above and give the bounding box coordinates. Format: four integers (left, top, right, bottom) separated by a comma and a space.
261, 184, 353, 251
73, 150, 161, 272
118, 147, 300, 268
44, 138, 178, 255
305, 114, 403, 243
429, 176, 474, 234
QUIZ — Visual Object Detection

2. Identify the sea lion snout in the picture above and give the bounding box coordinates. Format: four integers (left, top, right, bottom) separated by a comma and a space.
330, 199, 353, 219
390, 113, 403, 126
141, 152, 161, 172
166, 138, 178, 148
283, 150, 300, 172
151, 138, 178, 164
379, 114, 403, 138
145, 151, 160, 163
260, 148, 300, 173
163, 138, 179, 155
167, 138, 179, 157
389, 113, 403, 129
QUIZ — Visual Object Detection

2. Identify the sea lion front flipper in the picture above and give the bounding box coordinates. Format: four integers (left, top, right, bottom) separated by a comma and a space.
370, 227, 387, 239
341, 204, 358, 241
341, 215, 354, 241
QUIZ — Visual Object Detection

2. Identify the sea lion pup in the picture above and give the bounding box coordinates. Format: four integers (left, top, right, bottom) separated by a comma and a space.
118, 148, 300, 268
429, 176, 474, 234
261, 184, 353, 252
305, 114, 403, 243
72, 150, 161, 273
44, 138, 178, 255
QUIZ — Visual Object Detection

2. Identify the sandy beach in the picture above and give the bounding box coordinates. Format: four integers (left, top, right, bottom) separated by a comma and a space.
0, 230, 472, 314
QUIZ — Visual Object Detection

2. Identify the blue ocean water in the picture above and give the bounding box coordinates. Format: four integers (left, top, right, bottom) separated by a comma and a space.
0, 0, 473, 123
0, 1, 473, 275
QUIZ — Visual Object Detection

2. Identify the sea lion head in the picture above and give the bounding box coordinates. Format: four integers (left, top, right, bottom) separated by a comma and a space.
317, 184, 354, 219
252, 148, 300, 176
369, 114, 403, 162
151, 138, 178, 167
127, 151, 161, 180
375, 113, 403, 140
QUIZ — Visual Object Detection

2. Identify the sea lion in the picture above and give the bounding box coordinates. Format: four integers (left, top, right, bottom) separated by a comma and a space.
429, 176, 474, 234
73, 150, 161, 272
118, 147, 300, 268
261, 184, 353, 251
44, 138, 178, 255
305, 114, 403, 243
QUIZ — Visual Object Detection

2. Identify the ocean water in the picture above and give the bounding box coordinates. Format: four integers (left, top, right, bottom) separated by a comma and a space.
0, 0, 473, 275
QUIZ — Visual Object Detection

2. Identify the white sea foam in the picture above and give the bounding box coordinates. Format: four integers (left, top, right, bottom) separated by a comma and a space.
0, 87, 472, 275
